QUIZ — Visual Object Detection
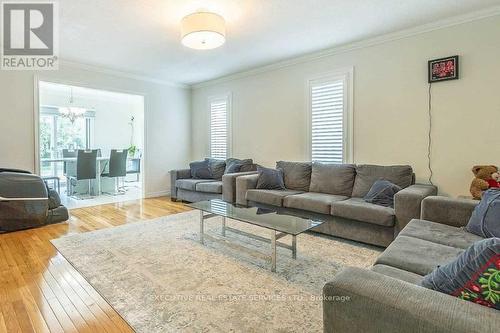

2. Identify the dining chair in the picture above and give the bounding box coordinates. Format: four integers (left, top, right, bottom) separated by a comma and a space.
62, 149, 77, 175
62, 149, 77, 194
101, 149, 128, 195
68, 149, 98, 199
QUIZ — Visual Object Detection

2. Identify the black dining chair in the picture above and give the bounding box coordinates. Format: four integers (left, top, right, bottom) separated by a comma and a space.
68, 149, 98, 199
101, 149, 128, 195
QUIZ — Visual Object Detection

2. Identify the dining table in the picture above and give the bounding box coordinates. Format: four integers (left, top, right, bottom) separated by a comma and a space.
41, 157, 141, 195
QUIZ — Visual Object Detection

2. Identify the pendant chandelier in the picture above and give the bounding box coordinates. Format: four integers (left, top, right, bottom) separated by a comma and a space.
58, 87, 86, 123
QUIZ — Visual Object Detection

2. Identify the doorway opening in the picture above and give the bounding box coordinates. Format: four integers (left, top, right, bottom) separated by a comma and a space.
36, 81, 145, 209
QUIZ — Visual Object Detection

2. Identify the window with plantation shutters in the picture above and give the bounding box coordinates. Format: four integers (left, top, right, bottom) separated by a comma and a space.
309, 75, 349, 163
210, 97, 230, 159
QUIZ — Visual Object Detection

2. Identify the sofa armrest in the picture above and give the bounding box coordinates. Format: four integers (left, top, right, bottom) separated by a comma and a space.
323, 267, 498, 333
222, 171, 258, 203
169, 169, 191, 200
421, 196, 478, 228
235, 174, 259, 206
394, 184, 437, 233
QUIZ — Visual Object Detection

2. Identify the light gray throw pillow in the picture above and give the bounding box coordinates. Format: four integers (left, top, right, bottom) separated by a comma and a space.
276, 161, 311, 191
351, 165, 413, 198
309, 162, 355, 196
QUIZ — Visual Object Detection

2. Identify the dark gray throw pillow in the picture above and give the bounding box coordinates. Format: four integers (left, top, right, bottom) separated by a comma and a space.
256, 166, 285, 190
48, 189, 61, 209
190, 160, 211, 179
206, 158, 226, 180
364, 179, 402, 208
466, 189, 500, 238
421, 238, 500, 310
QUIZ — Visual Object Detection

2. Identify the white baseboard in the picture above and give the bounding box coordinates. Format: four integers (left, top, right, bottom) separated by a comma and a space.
144, 189, 171, 198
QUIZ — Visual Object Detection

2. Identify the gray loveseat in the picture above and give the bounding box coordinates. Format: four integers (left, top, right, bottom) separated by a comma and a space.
170, 160, 257, 203
323, 196, 499, 333
236, 162, 437, 247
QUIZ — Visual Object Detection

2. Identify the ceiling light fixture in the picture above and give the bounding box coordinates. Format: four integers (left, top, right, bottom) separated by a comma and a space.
58, 87, 86, 124
181, 12, 225, 50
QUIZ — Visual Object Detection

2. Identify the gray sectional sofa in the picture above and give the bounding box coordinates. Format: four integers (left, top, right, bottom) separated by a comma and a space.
323, 196, 499, 333
170, 162, 257, 203
236, 162, 437, 247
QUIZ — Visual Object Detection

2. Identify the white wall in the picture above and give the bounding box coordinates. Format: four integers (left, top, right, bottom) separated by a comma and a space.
0, 62, 191, 197
191, 15, 500, 197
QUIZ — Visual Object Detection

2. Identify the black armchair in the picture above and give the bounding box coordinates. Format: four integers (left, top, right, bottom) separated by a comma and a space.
0, 169, 69, 232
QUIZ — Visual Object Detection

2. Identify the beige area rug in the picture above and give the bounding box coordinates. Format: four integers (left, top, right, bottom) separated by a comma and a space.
51, 210, 382, 332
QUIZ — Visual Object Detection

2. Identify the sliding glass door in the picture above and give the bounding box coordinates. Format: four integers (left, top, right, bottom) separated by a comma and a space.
39, 106, 94, 178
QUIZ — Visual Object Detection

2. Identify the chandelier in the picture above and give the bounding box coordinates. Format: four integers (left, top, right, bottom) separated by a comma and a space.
58, 87, 86, 123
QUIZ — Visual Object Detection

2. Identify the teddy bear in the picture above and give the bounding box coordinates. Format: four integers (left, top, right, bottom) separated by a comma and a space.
470, 165, 500, 200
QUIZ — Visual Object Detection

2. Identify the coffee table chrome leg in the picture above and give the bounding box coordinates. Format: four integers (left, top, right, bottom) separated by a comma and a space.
221, 216, 226, 237
292, 235, 297, 259
199, 210, 204, 245
271, 230, 277, 272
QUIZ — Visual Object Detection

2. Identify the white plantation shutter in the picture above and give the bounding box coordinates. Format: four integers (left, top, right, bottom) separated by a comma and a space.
210, 98, 229, 159
310, 77, 346, 163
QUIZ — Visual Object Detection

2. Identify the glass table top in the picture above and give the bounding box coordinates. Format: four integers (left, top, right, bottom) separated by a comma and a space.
187, 199, 326, 235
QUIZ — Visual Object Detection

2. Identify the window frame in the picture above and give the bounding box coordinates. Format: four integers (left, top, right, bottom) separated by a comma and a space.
208, 93, 232, 160
306, 68, 354, 164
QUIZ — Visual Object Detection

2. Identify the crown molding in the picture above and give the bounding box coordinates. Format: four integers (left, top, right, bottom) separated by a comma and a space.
59, 60, 190, 89
192, 6, 500, 89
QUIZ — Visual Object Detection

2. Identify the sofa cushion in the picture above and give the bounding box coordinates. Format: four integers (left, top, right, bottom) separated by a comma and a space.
195, 181, 223, 194
375, 235, 464, 276
309, 162, 355, 196
283, 192, 348, 214
225, 158, 253, 174
276, 161, 312, 191
331, 198, 395, 227
240, 163, 257, 172
400, 219, 484, 249
256, 166, 285, 190
351, 165, 413, 198
246, 189, 303, 207
421, 238, 500, 310
371, 264, 424, 285
176, 179, 215, 191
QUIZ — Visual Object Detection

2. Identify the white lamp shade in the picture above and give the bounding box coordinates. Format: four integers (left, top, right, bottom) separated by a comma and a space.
181, 12, 226, 50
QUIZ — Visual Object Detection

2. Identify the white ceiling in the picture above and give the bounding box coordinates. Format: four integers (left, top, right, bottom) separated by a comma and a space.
60, 0, 500, 85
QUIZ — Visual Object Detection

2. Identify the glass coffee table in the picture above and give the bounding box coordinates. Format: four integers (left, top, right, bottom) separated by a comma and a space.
187, 199, 325, 272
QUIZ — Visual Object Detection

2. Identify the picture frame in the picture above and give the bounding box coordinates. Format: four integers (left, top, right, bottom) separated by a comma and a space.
428, 55, 459, 83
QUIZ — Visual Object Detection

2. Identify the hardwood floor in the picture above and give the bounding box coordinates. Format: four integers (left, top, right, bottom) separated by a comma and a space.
0, 197, 191, 333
